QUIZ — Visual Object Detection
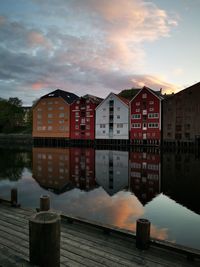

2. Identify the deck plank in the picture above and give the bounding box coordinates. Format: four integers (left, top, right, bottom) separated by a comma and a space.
0, 204, 199, 267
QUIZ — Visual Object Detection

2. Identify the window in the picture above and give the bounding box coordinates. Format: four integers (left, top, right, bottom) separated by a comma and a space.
86, 112, 90, 116
149, 108, 154, 112
136, 109, 140, 112
37, 108, 42, 111
48, 126, 52, 131
75, 106, 79, 110
148, 123, 159, 128
149, 101, 154, 105
86, 118, 90, 122
59, 106, 64, 110
86, 132, 90, 136
37, 120, 42, 125
102, 130, 105, 134
48, 101, 53, 105
117, 107, 120, 111
148, 113, 159, 118
75, 112, 79, 117
132, 114, 141, 119
117, 115, 120, 119
103, 108, 106, 111
75, 125, 79, 129
59, 126, 65, 131
37, 113, 42, 119
136, 102, 140, 106
86, 125, 90, 129
59, 120, 64, 124
117, 130, 120, 134
48, 113, 53, 118
48, 107, 53, 111
59, 113, 64, 118
100, 124, 105, 128
117, 124, 123, 128
132, 123, 141, 128
86, 105, 90, 109
48, 120, 52, 124
142, 93, 147, 99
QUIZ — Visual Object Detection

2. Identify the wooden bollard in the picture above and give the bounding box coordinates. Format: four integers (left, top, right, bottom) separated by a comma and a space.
29, 211, 60, 267
11, 188, 20, 207
40, 195, 50, 211
136, 218, 151, 250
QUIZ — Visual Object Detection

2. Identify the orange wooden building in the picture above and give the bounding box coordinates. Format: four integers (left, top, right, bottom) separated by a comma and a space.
32, 89, 78, 138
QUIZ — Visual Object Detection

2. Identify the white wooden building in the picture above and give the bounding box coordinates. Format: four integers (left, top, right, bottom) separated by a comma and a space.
95, 93, 129, 139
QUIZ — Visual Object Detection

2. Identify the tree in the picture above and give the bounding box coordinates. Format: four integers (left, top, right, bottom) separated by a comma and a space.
0, 97, 24, 133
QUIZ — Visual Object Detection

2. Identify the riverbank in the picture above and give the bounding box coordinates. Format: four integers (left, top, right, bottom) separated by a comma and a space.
0, 133, 33, 148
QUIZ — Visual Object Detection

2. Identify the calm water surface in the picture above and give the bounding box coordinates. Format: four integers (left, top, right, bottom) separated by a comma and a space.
0, 146, 200, 250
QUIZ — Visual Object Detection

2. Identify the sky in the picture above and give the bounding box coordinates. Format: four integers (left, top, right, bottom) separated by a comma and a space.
0, 0, 199, 105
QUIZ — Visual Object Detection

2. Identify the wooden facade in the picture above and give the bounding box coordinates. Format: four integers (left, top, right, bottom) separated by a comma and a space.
130, 87, 162, 145
32, 89, 78, 138
163, 82, 200, 145
95, 93, 129, 140
70, 95, 102, 140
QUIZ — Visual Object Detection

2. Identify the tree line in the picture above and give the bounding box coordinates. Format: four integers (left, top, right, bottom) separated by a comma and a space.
0, 97, 32, 133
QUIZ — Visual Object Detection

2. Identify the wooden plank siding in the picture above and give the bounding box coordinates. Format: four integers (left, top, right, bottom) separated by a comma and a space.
0, 203, 199, 267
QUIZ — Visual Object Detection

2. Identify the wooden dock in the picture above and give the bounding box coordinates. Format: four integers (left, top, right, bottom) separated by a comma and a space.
0, 203, 200, 266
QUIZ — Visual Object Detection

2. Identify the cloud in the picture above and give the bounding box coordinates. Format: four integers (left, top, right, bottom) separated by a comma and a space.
0, 1, 178, 104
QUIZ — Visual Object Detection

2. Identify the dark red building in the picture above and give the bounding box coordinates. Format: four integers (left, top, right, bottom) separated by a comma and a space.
70, 147, 96, 191
130, 87, 163, 145
70, 95, 102, 140
129, 150, 161, 205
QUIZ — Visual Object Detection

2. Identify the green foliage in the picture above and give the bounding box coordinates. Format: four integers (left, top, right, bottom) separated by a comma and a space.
0, 97, 25, 133
118, 88, 140, 100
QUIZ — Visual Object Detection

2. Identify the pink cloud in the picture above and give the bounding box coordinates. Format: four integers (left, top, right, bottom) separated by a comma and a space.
28, 31, 52, 49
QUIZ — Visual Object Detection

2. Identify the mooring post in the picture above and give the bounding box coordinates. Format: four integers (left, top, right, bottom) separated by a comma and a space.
136, 218, 151, 250
29, 211, 60, 267
40, 195, 50, 211
11, 188, 20, 207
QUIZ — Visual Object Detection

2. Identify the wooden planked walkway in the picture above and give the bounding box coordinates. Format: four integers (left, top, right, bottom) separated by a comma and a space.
0, 203, 200, 267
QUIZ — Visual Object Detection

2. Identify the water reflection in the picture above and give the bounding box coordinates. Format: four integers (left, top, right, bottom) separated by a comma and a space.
162, 152, 200, 214
32, 147, 71, 194
1, 146, 200, 249
129, 151, 161, 205
95, 150, 129, 196
0, 148, 31, 181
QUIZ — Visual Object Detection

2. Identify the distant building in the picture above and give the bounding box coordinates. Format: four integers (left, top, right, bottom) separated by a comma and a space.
130, 87, 163, 145
22, 106, 31, 123
32, 89, 78, 138
70, 95, 102, 140
163, 82, 200, 144
95, 93, 129, 140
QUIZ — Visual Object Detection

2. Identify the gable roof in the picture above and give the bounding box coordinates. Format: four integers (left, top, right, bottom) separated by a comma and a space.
96, 92, 129, 110
116, 95, 130, 106
41, 89, 79, 104
130, 86, 163, 103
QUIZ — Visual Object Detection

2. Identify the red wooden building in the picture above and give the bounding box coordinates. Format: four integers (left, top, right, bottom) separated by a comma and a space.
70, 95, 102, 140
130, 87, 163, 145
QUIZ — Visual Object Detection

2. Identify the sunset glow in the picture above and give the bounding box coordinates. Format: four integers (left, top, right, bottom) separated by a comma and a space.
0, 0, 199, 104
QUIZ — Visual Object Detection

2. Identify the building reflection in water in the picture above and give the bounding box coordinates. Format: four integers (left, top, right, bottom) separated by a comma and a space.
32, 147, 71, 194
70, 148, 97, 191
95, 150, 129, 196
162, 152, 200, 214
129, 150, 161, 205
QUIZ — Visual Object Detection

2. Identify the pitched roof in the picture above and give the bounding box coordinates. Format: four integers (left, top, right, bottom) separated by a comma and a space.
82, 94, 103, 104
41, 89, 79, 104
116, 95, 130, 105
